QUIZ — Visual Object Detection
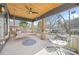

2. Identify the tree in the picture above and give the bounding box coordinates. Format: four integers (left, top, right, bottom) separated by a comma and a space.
19, 20, 28, 29
58, 14, 69, 33
46, 15, 59, 33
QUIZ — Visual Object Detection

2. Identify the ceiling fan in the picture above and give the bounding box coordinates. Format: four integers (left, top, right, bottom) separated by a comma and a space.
25, 5, 38, 14
14, 5, 38, 14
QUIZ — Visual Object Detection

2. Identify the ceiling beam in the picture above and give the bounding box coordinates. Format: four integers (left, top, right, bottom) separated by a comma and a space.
9, 15, 33, 22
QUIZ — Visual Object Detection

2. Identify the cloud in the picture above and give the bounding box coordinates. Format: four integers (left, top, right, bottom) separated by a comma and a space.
64, 13, 79, 20
71, 14, 79, 18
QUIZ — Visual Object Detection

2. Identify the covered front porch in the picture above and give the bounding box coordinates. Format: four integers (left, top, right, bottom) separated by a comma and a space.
0, 3, 79, 55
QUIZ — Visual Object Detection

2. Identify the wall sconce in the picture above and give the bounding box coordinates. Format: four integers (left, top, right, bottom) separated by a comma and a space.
0, 7, 5, 13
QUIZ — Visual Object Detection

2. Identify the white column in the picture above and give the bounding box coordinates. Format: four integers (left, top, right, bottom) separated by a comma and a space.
32, 21, 34, 33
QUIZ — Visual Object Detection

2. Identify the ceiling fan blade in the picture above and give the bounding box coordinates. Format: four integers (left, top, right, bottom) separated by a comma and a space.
32, 11, 38, 14
25, 5, 30, 10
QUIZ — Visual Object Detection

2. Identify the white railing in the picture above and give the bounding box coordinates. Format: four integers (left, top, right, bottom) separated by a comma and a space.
67, 35, 79, 53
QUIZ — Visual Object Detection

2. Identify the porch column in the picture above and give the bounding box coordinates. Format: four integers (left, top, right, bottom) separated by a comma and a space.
6, 4, 10, 38
32, 21, 34, 33
41, 18, 45, 40
41, 18, 44, 32
13, 9, 15, 31
13, 9, 16, 38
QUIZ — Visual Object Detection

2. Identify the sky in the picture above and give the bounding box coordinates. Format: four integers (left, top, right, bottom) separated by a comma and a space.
60, 6, 79, 20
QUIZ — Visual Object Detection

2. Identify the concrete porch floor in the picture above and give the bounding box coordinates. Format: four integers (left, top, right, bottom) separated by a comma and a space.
0, 34, 77, 55
0, 35, 48, 55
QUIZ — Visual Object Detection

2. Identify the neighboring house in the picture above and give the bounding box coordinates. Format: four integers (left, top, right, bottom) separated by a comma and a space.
70, 29, 79, 35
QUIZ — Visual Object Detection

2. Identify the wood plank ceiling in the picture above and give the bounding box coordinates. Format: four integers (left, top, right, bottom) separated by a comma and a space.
7, 3, 63, 21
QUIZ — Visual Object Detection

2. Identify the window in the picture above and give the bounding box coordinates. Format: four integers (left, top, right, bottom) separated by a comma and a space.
4, 14, 8, 35
0, 14, 4, 39
0, 12, 8, 39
